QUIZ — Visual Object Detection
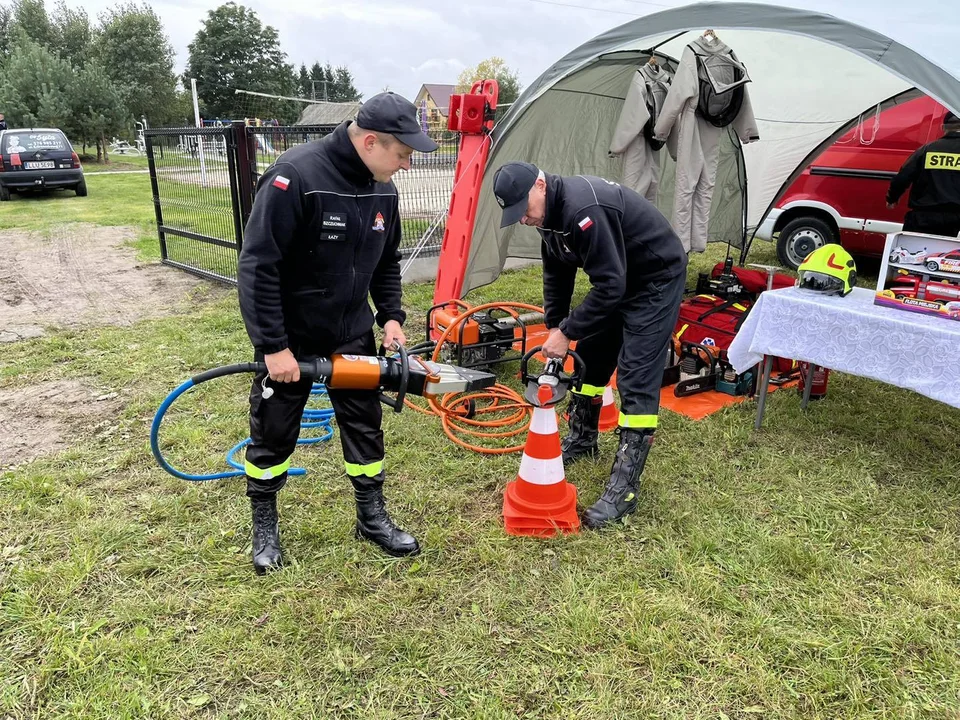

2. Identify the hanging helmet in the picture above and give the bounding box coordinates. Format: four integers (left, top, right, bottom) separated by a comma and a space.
797, 244, 857, 297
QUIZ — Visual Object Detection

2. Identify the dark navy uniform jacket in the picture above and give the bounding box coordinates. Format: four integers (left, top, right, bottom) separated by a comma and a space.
888, 130, 960, 212
538, 173, 688, 340
238, 122, 405, 354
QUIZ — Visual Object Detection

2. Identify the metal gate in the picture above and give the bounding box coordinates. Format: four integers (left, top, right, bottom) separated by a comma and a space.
145, 122, 455, 285
144, 123, 249, 283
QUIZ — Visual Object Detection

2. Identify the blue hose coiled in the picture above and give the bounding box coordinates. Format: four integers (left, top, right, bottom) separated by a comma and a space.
150, 372, 335, 482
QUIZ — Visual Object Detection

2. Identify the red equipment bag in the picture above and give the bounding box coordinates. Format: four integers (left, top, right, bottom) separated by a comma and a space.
710, 263, 795, 293
674, 294, 750, 351
673, 294, 796, 374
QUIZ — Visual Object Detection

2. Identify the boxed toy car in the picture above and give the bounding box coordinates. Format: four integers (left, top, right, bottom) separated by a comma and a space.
875, 231, 960, 321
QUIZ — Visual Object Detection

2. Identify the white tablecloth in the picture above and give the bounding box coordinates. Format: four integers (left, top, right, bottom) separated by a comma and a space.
728, 286, 960, 409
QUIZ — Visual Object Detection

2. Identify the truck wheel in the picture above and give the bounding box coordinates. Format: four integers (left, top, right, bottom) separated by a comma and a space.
0, 185, 9, 201
776, 216, 837, 270
75, 179, 88, 197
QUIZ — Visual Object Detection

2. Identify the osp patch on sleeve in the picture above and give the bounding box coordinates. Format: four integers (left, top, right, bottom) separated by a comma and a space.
578, 216, 594, 231
272, 175, 291, 191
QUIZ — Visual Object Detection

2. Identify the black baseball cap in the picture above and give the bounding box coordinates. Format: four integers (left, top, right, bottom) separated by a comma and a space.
493, 161, 540, 228
356, 92, 438, 153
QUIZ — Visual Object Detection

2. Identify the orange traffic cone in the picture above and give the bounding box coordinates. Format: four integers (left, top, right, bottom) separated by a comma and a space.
503, 384, 580, 537
563, 382, 619, 433
598, 385, 619, 432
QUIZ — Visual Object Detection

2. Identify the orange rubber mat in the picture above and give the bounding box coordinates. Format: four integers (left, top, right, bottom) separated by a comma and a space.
658, 380, 799, 421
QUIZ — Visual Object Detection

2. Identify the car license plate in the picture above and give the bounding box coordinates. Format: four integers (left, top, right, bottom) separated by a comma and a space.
24, 161, 54, 169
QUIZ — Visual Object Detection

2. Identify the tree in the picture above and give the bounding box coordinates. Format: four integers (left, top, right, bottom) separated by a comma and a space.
94, 3, 177, 125
297, 63, 309, 98
0, 33, 76, 133
9, 0, 53, 49
51, 0, 91, 68
456, 56, 522, 106
331, 65, 361, 102
165, 88, 195, 126
73, 61, 128, 161
308, 62, 329, 100
184, 2, 296, 120
0, 5, 13, 62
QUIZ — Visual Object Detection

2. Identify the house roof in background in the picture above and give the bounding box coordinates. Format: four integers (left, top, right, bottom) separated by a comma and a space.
419, 84, 456, 114
295, 101, 362, 126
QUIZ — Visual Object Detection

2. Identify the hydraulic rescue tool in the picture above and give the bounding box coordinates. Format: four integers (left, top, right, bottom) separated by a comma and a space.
518, 346, 585, 408
151, 346, 496, 481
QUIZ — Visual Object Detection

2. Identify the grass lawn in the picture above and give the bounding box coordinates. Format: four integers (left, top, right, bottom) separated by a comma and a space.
1, 174, 960, 719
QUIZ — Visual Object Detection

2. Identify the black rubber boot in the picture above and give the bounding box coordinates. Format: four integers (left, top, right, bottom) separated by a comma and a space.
561, 393, 602, 464
581, 428, 654, 529
251, 495, 283, 575
351, 473, 420, 557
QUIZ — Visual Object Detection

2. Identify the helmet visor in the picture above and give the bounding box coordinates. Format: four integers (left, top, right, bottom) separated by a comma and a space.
799, 270, 845, 295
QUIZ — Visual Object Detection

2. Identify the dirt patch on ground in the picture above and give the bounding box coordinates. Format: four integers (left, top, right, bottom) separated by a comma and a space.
0, 379, 121, 468
0, 224, 221, 342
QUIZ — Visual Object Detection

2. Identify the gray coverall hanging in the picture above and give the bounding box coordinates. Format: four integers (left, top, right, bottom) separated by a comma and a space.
654, 33, 760, 253
608, 61, 675, 203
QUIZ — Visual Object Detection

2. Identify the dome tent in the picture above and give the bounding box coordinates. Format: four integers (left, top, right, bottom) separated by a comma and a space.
461, 2, 960, 295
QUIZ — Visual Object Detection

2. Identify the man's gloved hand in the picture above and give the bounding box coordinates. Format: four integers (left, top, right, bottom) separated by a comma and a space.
265, 348, 301, 383
383, 320, 407, 350
542, 328, 571, 359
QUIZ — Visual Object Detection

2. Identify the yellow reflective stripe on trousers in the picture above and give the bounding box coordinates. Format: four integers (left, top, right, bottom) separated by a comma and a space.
619, 413, 658, 429
344, 460, 384, 478
245, 458, 290, 480
572, 383, 606, 397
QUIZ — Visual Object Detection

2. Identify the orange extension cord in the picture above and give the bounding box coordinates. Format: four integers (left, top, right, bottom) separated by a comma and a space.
402, 300, 550, 455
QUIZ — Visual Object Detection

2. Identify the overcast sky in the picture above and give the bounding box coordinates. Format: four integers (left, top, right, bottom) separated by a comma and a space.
65, 0, 960, 103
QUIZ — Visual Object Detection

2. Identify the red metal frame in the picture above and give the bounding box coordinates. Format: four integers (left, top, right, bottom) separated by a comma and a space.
432, 80, 499, 307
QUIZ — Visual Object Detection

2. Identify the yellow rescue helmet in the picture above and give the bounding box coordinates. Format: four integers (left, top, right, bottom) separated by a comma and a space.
797, 244, 857, 297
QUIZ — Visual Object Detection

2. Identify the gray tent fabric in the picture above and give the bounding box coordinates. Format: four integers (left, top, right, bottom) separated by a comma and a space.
461, 2, 960, 297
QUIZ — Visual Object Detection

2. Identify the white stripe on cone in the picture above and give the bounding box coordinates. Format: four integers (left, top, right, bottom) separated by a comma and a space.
602, 386, 614, 406
518, 453, 566, 485
529, 406, 559, 435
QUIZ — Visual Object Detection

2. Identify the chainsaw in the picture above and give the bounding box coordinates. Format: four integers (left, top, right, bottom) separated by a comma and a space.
673, 341, 757, 398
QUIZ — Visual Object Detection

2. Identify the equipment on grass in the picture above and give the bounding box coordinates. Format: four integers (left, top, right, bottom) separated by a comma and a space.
426, 300, 546, 370
716, 362, 757, 396
151, 348, 496, 481
407, 300, 563, 456
673, 341, 757, 398
798, 362, 830, 399
695, 256, 746, 299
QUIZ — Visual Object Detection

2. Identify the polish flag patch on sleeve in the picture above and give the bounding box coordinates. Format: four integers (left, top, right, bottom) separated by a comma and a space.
578, 216, 594, 231
272, 175, 290, 191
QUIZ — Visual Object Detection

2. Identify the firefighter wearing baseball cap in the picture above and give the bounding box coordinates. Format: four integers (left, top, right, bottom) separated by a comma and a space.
796, 243, 857, 296
887, 111, 960, 238
237, 92, 438, 573
493, 161, 688, 529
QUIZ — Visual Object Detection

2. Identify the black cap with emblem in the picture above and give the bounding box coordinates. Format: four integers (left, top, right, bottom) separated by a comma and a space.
492, 161, 539, 228
356, 92, 439, 153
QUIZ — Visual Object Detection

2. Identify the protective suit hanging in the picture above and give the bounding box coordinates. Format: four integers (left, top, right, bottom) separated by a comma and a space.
654, 32, 760, 253
609, 59, 675, 203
